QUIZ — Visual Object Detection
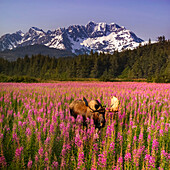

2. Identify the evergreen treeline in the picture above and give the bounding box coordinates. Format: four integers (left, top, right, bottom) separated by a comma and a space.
0, 38, 170, 83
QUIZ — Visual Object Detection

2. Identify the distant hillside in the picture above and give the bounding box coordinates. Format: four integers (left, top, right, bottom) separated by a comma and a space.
0, 44, 74, 61
0, 38, 170, 83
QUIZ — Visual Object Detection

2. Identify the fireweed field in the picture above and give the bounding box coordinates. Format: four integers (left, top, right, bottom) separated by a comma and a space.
0, 82, 169, 170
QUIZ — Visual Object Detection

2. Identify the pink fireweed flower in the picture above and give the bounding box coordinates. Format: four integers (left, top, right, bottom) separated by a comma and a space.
117, 132, 123, 144
52, 115, 57, 123
118, 156, 123, 164
47, 109, 51, 114
83, 135, 87, 141
151, 125, 155, 130
38, 101, 41, 106
85, 117, 90, 124
76, 115, 83, 124
66, 122, 71, 131
12, 133, 18, 141
57, 102, 61, 107
0, 156, 7, 167
0, 97, 3, 102
0, 133, 3, 140
109, 142, 115, 151
152, 139, 159, 151
132, 125, 137, 129
37, 116, 43, 122
26, 127, 31, 136
38, 147, 44, 157
132, 149, 138, 166
147, 134, 151, 142
93, 143, 98, 153
124, 152, 131, 162
97, 151, 107, 168
27, 160, 32, 169
168, 153, 170, 160
145, 154, 155, 168
130, 121, 133, 126
133, 135, 137, 142
59, 111, 65, 120
106, 125, 112, 138
75, 134, 83, 147
44, 157, 49, 163
69, 116, 75, 124
49, 123, 54, 134
35, 154, 38, 163
18, 121, 22, 127
59, 122, 65, 131
91, 168, 97, 170
77, 152, 85, 169
138, 132, 143, 142
15, 147, 23, 159
94, 133, 99, 140
44, 137, 51, 145
37, 132, 41, 141
46, 120, 50, 127
164, 123, 169, 132
87, 126, 95, 137
52, 161, 58, 169
156, 125, 160, 131
61, 146, 67, 157
161, 150, 168, 159
43, 127, 46, 133
22, 121, 27, 127
159, 129, 164, 136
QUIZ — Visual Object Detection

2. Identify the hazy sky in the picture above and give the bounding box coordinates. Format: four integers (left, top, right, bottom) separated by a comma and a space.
0, 0, 170, 41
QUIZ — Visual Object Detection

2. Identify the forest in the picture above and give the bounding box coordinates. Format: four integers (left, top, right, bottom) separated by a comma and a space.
0, 37, 170, 83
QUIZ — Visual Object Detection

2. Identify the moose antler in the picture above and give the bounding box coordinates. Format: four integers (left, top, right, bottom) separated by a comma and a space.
108, 96, 119, 112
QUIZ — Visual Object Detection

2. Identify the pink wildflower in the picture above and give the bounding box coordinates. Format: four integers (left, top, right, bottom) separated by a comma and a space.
77, 152, 85, 169
124, 152, 131, 162
27, 160, 32, 169
0, 156, 7, 167
15, 147, 23, 159
152, 139, 159, 151
52, 161, 58, 169
97, 151, 107, 168
38, 147, 44, 157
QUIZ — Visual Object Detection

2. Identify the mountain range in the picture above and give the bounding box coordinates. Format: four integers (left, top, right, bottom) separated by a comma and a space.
0, 44, 74, 61
0, 21, 144, 56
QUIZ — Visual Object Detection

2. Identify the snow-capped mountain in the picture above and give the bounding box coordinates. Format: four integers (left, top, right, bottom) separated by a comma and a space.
0, 21, 144, 54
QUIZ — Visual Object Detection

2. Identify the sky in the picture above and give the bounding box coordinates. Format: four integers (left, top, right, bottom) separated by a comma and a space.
0, 0, 170, 41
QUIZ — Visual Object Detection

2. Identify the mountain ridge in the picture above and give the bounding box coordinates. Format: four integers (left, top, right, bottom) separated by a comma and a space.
0, 44, 74, 61
0, 21, 144, 54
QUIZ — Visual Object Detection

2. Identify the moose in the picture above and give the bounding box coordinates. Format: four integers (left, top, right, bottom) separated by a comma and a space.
69, 96, 119, 130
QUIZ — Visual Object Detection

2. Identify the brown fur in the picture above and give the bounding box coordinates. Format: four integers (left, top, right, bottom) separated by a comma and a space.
69, 99, 105, 129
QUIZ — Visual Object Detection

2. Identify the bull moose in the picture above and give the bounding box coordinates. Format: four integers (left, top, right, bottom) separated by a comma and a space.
69, 96, 119, 130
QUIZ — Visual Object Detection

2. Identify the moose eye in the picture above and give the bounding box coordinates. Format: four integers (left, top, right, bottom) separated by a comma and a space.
95, 104, 99, 110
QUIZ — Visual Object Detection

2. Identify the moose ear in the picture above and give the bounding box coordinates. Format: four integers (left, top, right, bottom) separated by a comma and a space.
83, 97, 88, 106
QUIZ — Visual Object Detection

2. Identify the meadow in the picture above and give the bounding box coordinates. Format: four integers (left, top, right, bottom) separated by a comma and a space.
0, 82, 169, 169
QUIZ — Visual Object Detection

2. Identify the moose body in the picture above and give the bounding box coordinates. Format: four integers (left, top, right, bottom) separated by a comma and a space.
69, 99, 105, 129
69, 96, 119, 130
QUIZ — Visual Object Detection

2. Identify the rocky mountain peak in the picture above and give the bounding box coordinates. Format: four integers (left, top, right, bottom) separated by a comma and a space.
0, 21, 144, 54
